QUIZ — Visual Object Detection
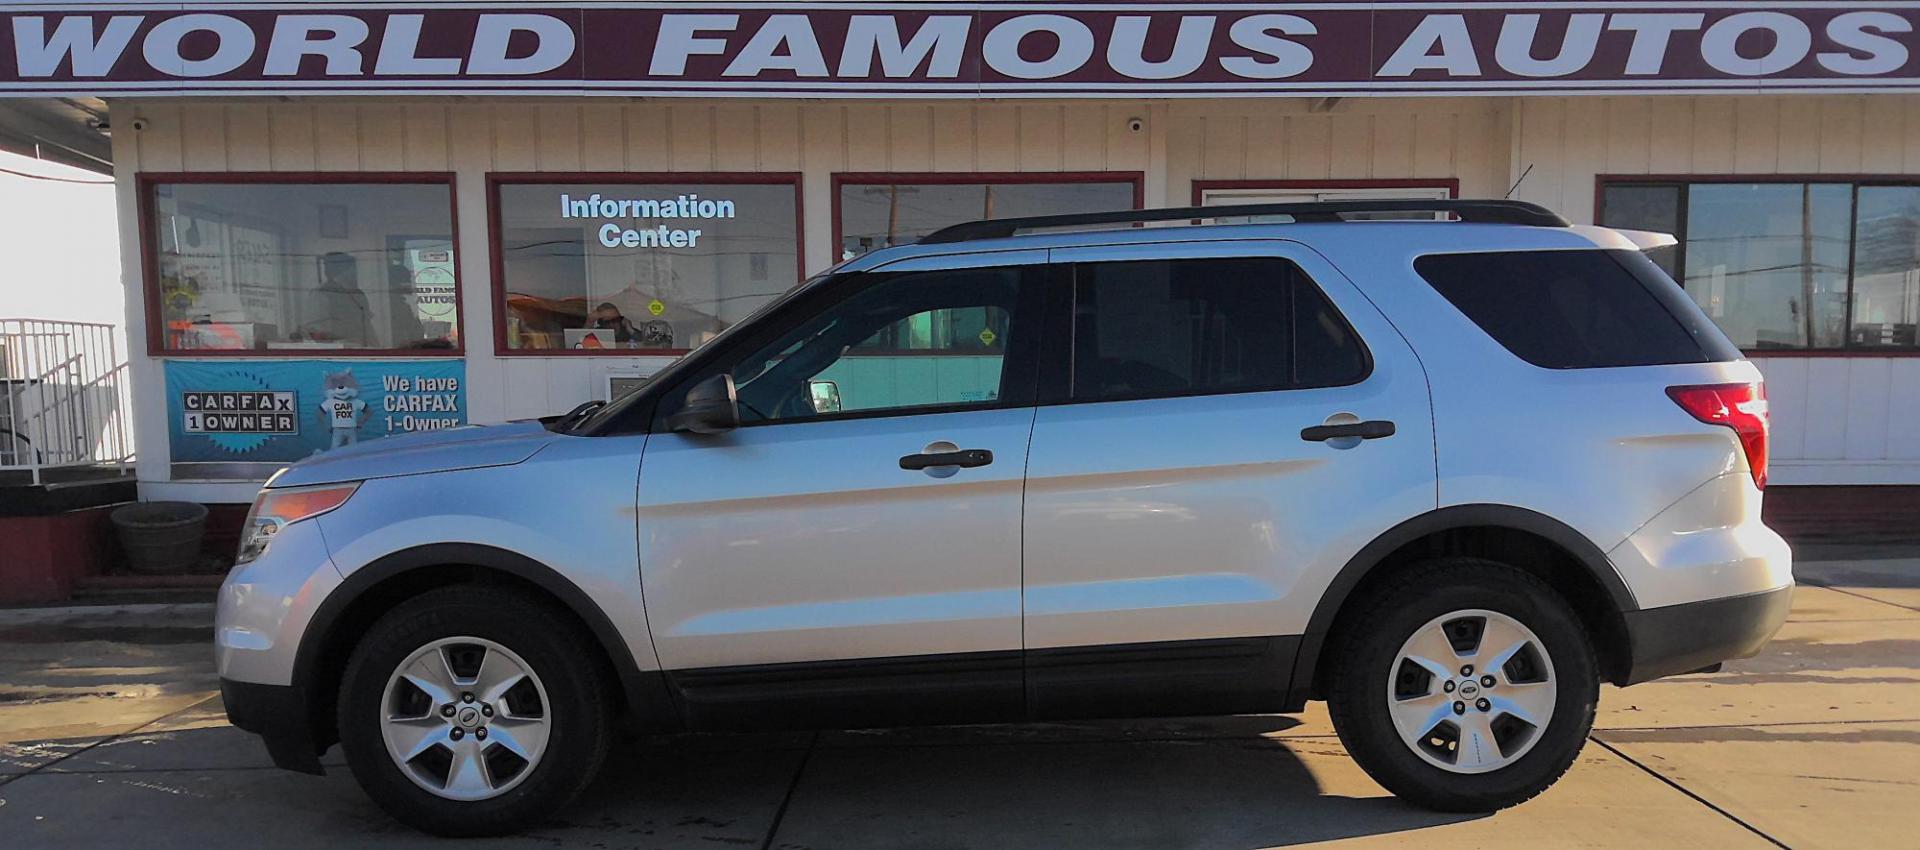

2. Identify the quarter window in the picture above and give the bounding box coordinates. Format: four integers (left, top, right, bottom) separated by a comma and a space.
1068, 257, 1368, 402
1415, 250, 1739, 369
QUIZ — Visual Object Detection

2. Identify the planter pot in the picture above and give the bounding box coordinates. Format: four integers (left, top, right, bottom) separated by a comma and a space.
111, 501, 209, 576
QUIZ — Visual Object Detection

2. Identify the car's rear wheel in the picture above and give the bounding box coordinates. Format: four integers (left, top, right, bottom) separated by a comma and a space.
337, 586, 611, 836
1327, 557, 1597, 812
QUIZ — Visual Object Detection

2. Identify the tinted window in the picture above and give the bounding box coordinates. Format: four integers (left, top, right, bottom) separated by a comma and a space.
717, 266, 1028, 423
1070, 257, 1368, 402
1415, 249, 1739, 369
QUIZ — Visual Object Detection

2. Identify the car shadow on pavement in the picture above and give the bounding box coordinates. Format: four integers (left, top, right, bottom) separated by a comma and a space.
548, 714, 1486, 849
1, 713, 1483, 849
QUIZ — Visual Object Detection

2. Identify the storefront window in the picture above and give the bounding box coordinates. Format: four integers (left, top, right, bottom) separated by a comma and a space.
1854, 187, 1920, 348
494, 179, 800, 354
147, 180, 459, 353
1197, 184, 1454, 223
1601, 180, 1916, 350
837, 176, 1137, 260
1593, 184, 1681, 277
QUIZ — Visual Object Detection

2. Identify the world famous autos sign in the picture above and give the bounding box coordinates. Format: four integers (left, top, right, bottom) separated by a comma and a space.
165, 359, 465, 463
2, 3, 1919, 98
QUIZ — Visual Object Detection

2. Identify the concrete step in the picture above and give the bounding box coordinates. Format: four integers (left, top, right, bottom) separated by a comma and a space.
68, 573, 221, 607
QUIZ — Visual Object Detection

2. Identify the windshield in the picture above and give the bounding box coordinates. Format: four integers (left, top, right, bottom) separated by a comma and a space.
566, 267, 849, 434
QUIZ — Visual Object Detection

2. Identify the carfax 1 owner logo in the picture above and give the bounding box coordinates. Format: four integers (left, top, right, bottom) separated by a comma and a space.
165, 360, 466, 463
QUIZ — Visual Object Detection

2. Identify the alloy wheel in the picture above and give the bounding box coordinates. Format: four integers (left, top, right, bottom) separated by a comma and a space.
379, 636, 552, 801
1384, 609, 1557, 774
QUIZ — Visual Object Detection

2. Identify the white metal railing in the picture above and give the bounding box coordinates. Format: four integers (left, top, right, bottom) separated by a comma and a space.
0, 319, 135, 483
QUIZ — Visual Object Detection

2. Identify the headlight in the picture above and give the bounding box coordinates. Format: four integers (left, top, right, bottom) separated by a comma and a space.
236, 482, 359, 565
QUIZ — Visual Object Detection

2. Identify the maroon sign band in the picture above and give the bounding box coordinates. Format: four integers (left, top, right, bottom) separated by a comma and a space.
3, 3, 1917, 98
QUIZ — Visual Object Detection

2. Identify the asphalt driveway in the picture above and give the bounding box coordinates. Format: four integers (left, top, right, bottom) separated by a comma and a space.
1, 556, 1914, 849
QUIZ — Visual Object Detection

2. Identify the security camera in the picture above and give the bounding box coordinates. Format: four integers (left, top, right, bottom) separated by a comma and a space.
127, 117, 150, 132
1126, 117, 1145, 133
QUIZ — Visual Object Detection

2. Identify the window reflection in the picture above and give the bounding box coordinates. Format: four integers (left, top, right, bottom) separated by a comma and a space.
1683, 183, 1851, 350
1853, 187, 1920, 347
150, 182, 458, 352
1597, 184, 1682, 278
1601, 180, 1884, 350
838, 180, 1136, 259
496, 182, 798, 353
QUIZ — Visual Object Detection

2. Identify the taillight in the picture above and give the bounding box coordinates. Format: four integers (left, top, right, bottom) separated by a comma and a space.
236, 482, 359, 565
1667, 383, 1769, 489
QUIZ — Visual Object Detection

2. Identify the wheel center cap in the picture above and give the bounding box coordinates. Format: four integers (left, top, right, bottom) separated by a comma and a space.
1459, 682, 1479, 698
455, 706, 483, 728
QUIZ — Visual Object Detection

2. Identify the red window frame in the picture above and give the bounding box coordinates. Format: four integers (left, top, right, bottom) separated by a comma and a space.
1189, 177, 1461, 206
138, 171, 465, 358
831, 171, 1146, 262
487, 172, 806, 358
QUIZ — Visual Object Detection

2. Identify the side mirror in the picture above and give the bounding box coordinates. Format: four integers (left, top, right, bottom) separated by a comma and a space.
808, 380, 842, 414
665, 374, 739, 434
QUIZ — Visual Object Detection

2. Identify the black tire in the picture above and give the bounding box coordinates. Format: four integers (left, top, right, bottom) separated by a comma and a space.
337, 585, 612, 836
1326, 557, 1598, 812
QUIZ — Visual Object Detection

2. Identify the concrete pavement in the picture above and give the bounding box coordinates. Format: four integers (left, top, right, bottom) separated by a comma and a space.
1, 559, 1914, 849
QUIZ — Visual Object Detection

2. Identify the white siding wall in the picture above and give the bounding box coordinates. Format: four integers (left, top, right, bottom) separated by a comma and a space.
1166, 98, 1513, 199
1507, 96, 1920, 486
111, 95, 1919, 497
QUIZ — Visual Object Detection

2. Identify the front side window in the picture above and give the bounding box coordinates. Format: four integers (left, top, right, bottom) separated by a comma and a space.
1069, 257, 1368, 402
838, 177, 1137, 260
1601, 179, 1918, 350
148, 180, 458, 353
495, 180, 800, 353
700, 266, 1031, 424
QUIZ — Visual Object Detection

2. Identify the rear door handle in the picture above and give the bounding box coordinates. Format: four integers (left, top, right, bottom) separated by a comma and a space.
1300, 420, 1397, 442
899, 449, 994, 470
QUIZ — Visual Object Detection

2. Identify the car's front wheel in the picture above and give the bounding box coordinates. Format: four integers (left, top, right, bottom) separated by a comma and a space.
1327, 557, 1598, 812
337, 586, 611, 836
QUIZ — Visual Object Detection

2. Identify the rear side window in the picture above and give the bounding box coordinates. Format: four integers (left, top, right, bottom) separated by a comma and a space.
1414, 249, 1740, 369
1069, 257, 1369, 402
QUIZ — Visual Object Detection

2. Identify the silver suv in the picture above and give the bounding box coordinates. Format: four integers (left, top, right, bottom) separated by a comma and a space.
216, 200, 1791, 836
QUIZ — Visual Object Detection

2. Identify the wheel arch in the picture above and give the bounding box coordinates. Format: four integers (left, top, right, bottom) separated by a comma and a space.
1288, 505, 1639, 708
292, 543, 680, 760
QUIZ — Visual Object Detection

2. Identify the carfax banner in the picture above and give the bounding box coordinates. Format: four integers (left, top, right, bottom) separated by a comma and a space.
164, 359, 465, 464
2, 2, 1918, 98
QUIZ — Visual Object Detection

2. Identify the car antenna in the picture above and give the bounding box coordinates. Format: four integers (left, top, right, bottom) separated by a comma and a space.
1505, 162, 1535, 199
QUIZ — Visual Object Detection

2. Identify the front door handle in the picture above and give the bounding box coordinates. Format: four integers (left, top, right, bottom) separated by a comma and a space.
1300, 420, 1396, 442
899, 449, 994, 470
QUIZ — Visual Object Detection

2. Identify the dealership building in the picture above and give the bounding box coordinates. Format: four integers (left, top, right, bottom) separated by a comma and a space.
2, 2, 1919, 533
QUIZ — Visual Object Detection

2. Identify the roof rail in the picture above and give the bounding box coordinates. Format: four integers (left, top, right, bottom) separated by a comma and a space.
918, 199, 1570, 244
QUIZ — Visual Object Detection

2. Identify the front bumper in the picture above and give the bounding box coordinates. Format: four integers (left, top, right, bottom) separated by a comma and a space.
1619, 584, 1793, 685
216, 519, 342, 686
221, 678, 326, 775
